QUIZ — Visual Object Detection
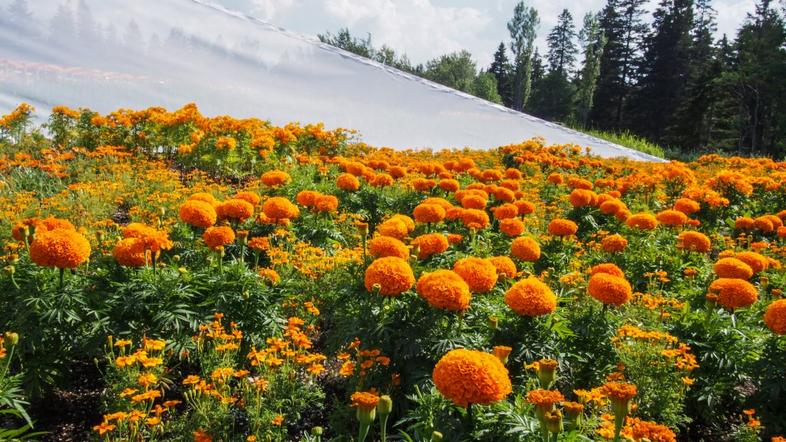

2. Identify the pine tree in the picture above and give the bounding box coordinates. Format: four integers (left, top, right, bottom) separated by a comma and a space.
530, 10, 578, 121
574, 12, 607, 127
591, 0, 648, 128
547, 9, 578, 76
507, 2, 539, 111
669, 0, 719, 149
628, 0, 695, 143
489, 42, 513, 107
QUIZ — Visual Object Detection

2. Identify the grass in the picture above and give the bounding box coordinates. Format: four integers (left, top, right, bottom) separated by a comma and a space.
579, 128, 667, 159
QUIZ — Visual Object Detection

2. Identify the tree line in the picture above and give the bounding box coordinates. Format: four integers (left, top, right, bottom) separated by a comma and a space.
320, 0, 786, 157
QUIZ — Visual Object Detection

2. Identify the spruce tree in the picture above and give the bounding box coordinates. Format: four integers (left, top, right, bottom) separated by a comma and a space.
591, 0, 648, 128
507, 2, 539, 111
628, 0, 695, 143
531, 10, 578, 121
489, 42, 513, 107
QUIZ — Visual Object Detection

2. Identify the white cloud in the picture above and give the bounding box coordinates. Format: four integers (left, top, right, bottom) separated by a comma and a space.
250, 0, 296, 21
323, 0, 492, 64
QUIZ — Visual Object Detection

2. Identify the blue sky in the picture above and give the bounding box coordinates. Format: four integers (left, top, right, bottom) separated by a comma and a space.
213, 0, 757, 66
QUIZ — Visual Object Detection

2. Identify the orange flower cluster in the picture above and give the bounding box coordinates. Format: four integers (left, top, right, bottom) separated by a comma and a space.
30, 228, 91, 269
432, 349, 512, 407
364, 257, 415, 296
453, 257, 498, 293
504, 277, 557, 316
416, 270, 472, 311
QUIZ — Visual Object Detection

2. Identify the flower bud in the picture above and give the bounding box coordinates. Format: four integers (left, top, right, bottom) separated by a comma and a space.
544, 409, 563, 434
432, 431, 443, 442
311, 426, 323, 436
4, 332, 19, 346
377, 395, 393, 416
356, 406, 376, 425
487, 316, 499, 330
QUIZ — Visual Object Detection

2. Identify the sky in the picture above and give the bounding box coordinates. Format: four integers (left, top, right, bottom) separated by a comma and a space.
212, 0, 757, 67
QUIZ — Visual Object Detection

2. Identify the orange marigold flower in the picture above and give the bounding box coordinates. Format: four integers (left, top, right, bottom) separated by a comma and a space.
432, 349, 512, 407
735, 217, 755, 230
588, 273, 632, 306
261, 170, 291, 187
438, 179, 460, 192
263, 197, 300, 220
511, 236, 541, 262
526, 389, 565, 409
337, 173, 360, 191
453, 257, 498, 293
499, 218, 525, 237
113, 237, 148, 267
590, 263, 625, 278
369, 235, 410, 259
413, 204, 446, 223
709, 278, 758, 310
515, 200, 536, 215
179, 200, 218, 228
548, 219, 578, 236
416, 270, 472, 311
713, 258, 753, 280
364, 257, 415, 296
569, 189, 597, 207
601, 234, 628, 253
461, 195, 488, 210
296, 190, 321, 207
350, 391, 380, 411
764, 299, 786, 335
411, 233, 449, 259
460, 209, 490, 230
40, 216, 76, 232
628, 418, 676, 442
376, 219, 408, 239
30, 229, 91, 269
600, 199, 627, 216
234, 191, 261, 206
735, 251, 769, 274
315, 194, 339, 213
203, 226, 235, 250
676, 231, 711, 253
674, 198, 700, 214
488, 256, 517, 279
493, 203, 519, 220
656, 210, 688, 227
504, 277, 557, 316
626, 213, 658, 230
601, 381, 637, 402
188, 192, 218, 205
217, 199, 254, 221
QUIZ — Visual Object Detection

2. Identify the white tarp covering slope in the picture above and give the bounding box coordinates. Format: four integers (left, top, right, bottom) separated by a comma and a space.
0, 0, 660, 160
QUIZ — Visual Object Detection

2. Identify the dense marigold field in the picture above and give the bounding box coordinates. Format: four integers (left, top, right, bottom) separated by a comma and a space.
1, 103, 786, 441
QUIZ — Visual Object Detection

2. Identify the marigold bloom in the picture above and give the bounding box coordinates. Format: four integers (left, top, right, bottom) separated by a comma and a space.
526, 389, 565, 410
676, 231, 711, 253
364, 257, 415, 296
511, 236, 541, 262
461, 195, 487, 210
656, 210, 688, 227
588, 273, 632, 306
30, 229, 91, 269
261, 170, 291, 187
351, 391, 380, 411
179, 200, 218, 228
376, 219, 408, 239
709, 278, 758, 310
369, 235, 409, 259
315, 194, 339, 213
599, 199, 627, 216
713, 258, 753, 280
217, 199, 254, 221
735, 251, 769, 274
488, 256, 517, 279
515, 200, 536, 215
493, 203, 519, 220
296, 190, 320, 207
432, 349, 512, 407
203, 226, 235, 250
499, 218, 525, 237
416, 270, 472, 311
601, 381, 637, 402
504, 277, 557, 316
548, 219, 578, 236
569, 189, 597, 207
460, 209, 490, 229
601, 234, 628, 253
438, 179, 460, 192
626, 213, 658, 230
234, 191, 261, 206
764, 299, 786, 334
590, 263, 625, 278
411, 233, 449, 259
337, 173, 360, 191
263, 197, 300, 220
674, 198, 700, 214
113, 237, 148, 267
413, 204, 446, 223
390, 214, 416, 233
453, 257, 498, 293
